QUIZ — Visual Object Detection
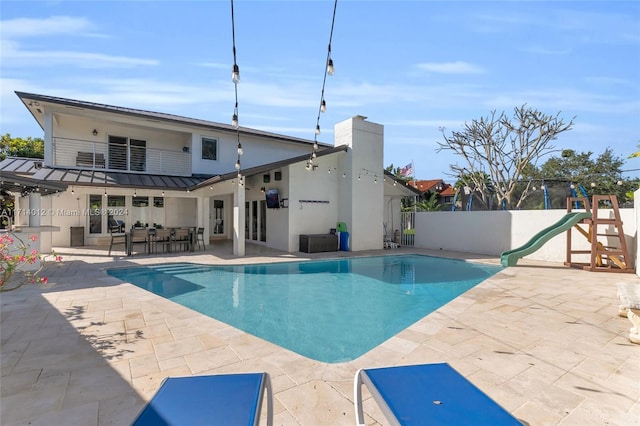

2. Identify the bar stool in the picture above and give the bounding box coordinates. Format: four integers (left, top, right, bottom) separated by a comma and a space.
196, 227, 205, 250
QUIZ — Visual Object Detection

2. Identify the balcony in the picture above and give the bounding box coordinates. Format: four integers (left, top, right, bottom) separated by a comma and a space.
52, 137, 191, 176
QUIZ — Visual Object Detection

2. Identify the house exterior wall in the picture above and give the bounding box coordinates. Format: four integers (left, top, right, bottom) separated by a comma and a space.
191, 133, 312, 176
414, 208, 636, 265
45, 106, 315, 178
335, 116, 384, 251
266, 167, 291, 252
286, 156, 341, 252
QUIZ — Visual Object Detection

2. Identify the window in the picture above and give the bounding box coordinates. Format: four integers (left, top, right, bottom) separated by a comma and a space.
108, 136, 127, 170
130, 139, 147, 171
88, 195, 102, 234
202, 138, 217, 160
108, 136, 146, 171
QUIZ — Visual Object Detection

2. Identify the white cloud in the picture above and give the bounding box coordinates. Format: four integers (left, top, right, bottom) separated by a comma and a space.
2, 45, 159, 68
415, 61, 485, 74
0, 16, 95, 38
1, 15, 151, 69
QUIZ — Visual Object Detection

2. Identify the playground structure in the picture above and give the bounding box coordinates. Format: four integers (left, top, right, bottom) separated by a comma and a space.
565, 195, 633, 273
501, 194, 634, 273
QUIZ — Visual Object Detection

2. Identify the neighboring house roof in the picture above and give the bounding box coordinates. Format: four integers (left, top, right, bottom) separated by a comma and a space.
16, 91, 331, 149
440, 186, 457, 197
410, 179, 446, 193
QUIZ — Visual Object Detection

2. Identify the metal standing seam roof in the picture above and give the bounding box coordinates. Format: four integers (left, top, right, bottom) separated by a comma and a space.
0, 158, 68, 194
0, 157, 208, 191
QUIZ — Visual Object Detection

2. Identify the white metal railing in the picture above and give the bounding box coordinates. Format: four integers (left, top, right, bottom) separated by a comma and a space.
401, 212, 415, 247
52, 137, 191, 175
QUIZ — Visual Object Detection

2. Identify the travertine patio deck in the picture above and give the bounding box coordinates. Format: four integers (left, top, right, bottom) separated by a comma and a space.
1, 243, 639, 425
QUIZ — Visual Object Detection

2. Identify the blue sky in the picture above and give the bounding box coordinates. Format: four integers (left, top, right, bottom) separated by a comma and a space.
1, 1, 639, 180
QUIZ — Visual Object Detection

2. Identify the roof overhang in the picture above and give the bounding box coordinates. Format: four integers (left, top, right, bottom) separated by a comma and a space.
0, 161, 68, 196
15, 91, 332, 149
190, 145, 350, 191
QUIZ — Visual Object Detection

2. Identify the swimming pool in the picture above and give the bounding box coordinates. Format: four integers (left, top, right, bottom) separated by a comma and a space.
107, 255, 502, 363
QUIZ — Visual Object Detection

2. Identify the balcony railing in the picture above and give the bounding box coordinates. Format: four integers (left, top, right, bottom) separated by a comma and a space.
52, 137, 191, 176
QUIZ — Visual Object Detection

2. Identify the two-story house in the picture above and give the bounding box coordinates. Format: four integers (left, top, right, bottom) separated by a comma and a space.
3, 92, 419, 256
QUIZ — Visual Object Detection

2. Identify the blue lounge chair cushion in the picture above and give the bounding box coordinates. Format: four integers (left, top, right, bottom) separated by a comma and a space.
355, 363, 522, 425
132, 373, 271, 425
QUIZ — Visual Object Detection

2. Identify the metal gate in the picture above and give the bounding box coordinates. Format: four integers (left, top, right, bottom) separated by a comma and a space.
400, 212, 415, 247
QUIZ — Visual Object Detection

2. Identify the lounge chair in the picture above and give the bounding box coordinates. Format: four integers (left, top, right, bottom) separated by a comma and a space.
354, 363, 522, 425
132, 372, 273, 425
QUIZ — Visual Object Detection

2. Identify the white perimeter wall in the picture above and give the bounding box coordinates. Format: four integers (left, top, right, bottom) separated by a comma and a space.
415, 208, 636, 265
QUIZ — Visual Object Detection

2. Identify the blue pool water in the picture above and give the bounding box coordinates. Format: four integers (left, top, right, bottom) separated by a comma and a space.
107, 255, 502, 363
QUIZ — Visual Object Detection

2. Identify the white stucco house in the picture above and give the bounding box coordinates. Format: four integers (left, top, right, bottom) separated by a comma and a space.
2, 92, 419, 256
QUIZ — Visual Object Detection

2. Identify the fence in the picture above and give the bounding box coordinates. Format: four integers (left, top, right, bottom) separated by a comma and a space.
400, 212, 415, 247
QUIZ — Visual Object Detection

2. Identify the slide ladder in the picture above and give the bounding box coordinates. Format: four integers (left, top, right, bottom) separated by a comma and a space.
565, 195, 634, 273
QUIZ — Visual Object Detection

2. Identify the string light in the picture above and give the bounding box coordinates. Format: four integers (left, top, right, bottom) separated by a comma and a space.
307, 0, 338, 170
231, 64, 240, 84
230, 0, 243, 178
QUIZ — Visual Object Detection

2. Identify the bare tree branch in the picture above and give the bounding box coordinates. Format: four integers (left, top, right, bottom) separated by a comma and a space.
437, 105, 574, 208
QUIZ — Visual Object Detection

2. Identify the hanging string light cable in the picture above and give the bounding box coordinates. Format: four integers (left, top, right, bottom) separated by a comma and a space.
307, 0, 338, 170
230, 0, 243, 179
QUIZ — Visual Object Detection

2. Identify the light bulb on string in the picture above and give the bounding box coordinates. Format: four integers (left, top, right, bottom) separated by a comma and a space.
327, 58, 334, 75
590, 182, 596, 187
320, 100, 326, 113
232, 113, 239, 128
313, 141, 318, 151
315, 125, 321, 135
232, 64, 240, 84
237, 143, 243, 155
311, 151, 317, 158
617, 180, 623, 186
342, 172, 346, 178
235, 160, 240, 170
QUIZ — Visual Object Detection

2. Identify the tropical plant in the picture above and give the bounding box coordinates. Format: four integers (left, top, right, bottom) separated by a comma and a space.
0, 233, 61, 292
0, 134, 45, 161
